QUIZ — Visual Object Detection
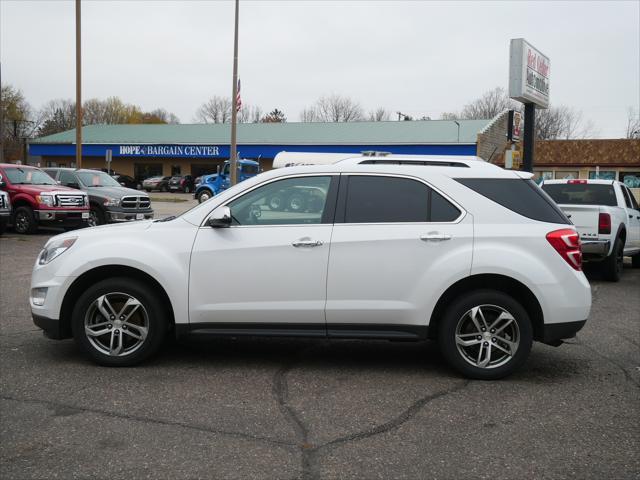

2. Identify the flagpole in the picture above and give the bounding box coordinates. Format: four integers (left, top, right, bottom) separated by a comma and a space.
75, 0, 83, 168
229, 0, 239, 186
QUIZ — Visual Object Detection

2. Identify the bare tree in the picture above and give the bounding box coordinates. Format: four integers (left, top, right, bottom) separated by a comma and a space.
626, 107, 640, 139
459, 87, 517, 120
535, 105, 596, 140
195, 96, 232, 124
440, 112, 459, 120
146, 108, 180, 124
38, 99, 77, 136
301, 94, 364, 122
300, 107, 318, 122
238, 105, 263, 123
368, 107, 391, 122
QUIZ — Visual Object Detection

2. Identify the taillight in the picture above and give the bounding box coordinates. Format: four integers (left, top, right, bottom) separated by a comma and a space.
546, 229, 582, 271
598, 213, 611, 235
568, 179, 587, 184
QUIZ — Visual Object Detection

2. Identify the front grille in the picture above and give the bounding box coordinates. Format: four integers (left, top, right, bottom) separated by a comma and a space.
56, 194, 85, 207
0, 196, 5, 208
121, 196, 151, 209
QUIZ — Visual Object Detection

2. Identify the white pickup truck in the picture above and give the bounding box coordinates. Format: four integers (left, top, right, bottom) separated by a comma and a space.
541, 179, 640, 281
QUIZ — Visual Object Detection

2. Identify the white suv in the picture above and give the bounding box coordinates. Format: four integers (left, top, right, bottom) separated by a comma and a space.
30, 155, 591, 379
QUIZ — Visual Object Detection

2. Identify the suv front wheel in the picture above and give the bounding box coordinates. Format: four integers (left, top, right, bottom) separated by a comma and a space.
71, 277, 168, 366
438, 290, 533, 380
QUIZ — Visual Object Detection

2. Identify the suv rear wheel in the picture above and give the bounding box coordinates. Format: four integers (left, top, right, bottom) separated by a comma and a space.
71, 277, 168, 366
438, 290, 533, 380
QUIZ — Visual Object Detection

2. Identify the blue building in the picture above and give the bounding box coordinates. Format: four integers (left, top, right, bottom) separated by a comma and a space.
29, 117, 504, 179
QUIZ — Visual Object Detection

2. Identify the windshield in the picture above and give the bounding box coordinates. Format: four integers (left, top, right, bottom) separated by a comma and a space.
542, 183, 617, 206
3, 167, 57, 185
76, 171, 122, 188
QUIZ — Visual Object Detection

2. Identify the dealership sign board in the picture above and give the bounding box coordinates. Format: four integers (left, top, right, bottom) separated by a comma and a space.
509, 38, 550, 108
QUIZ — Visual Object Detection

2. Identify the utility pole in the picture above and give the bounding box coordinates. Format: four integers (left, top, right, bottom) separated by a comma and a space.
229, 0, 240, 186
75, 0, 83, 168
0, 62, 4, 163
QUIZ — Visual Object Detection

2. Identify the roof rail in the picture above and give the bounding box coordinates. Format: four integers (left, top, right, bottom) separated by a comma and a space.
360, 150, 392, 157
358, 159, 471, 168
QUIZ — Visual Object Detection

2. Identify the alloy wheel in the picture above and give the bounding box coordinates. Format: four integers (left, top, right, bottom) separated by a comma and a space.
14, 212, 29, 233
455, 304, 520, 369
84, 292, 149, 357
87, 210, 98, 227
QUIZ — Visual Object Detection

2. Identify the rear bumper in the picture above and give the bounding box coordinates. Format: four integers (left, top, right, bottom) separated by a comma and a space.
581, 240, 610, 259
542, 320, 586, 343
35, 209, 89, 225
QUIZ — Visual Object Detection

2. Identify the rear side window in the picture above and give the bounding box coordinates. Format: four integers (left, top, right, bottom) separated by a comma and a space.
457, 178, 570, 224
541, 183, 617, 207
342, 176, 461, 223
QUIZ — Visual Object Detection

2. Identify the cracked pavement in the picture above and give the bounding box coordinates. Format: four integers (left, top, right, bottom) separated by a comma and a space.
1, 232, 639, 479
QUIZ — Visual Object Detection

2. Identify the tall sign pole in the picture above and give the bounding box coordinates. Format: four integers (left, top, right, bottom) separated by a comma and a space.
509, 38, 550, 173
75, 0, 83, 168
229, 0, 240, 186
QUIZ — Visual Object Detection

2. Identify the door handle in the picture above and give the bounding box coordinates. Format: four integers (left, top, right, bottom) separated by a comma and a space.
420, 233, 452, 242
292, 239, 323, 248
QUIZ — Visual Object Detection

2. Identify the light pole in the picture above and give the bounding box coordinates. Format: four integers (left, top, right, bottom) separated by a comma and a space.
75, 0, 83, 168
229, 0, 240, 186
454, 120, 460, 143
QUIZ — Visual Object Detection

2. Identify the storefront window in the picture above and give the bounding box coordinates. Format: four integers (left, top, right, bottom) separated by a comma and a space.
555, 171, 579, 180
134, 163, 163, 182
533, 171, 554, 184
620, 172, 640, 188
588, 170, 616, 180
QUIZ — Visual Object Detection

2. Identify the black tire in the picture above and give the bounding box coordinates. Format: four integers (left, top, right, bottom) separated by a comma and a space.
198, 189, 213, 203
88, 206, 105, 227
632, 254, 640, 268
267, 194, 285, 211
287, 194, 307, 212
71, 277, 168, 367
437, 290, 533, 380
184, 186, 191, 194
0, 218, 6, 235
601, 237, 624, 282
161, 185, 168, 192
13, 206, 38, 234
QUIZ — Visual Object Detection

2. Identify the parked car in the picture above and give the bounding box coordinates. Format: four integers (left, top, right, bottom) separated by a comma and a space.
112, 174, 142, 191
0, 175, 11, 235
44, 168, 154, 227
143, 176, 171, 192
168, 175, 195, 193
542, 179, 640, 281
30, 154, 591, 379
0, 164, 89, 234
194, 160, 260, 203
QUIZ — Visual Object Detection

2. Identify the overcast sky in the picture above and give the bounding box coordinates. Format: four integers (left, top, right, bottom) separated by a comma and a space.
1, 0, 638, 137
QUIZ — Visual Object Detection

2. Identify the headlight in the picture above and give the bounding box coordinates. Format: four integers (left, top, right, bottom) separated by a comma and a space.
103, 197, 120, 207
38, 237, 77, 265
36, 194, 55, 207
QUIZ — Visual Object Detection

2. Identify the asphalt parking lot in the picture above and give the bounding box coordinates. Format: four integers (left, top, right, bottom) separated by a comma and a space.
1, 213, 638, 479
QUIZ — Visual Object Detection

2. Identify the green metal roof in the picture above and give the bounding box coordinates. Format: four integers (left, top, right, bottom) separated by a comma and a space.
32, 119, 490, 145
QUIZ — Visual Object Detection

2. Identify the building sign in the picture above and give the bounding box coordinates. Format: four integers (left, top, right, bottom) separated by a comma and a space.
509, 38, 550, 108
118, 145, 220, 157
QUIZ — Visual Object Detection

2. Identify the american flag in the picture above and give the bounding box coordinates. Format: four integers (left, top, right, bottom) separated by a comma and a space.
236, 78, 242, 112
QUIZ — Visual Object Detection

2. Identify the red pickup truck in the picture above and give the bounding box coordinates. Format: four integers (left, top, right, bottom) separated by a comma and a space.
0, 164, 90, 234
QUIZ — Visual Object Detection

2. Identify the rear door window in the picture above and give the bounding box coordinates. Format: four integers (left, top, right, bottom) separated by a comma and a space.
341, 175, 461, 223
457, 178, 570, 224
541, 183, 618, 207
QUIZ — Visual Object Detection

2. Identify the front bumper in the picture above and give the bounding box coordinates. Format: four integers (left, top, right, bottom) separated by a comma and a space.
32, 313, 70, 340
581, 240, 610, 259
35, 209, 89, 225
107, 210, 154, 222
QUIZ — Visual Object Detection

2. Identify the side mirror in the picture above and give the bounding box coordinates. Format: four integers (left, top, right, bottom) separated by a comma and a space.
207, 206, 232, 228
